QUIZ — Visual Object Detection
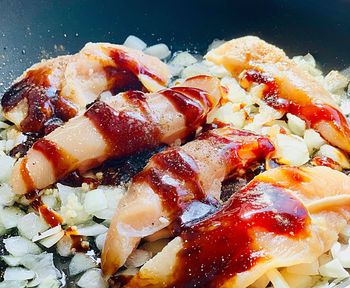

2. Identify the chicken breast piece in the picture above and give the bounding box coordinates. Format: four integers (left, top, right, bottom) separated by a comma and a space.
206, 36, 350, 152
126, 166, 350, 288
101, 127, 274, 277
1, 43, 170, 133
11, 76, 222, 195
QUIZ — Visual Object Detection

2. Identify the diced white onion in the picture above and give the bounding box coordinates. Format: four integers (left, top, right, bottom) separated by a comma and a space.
303, 129, 325, 153
56, 235, 73, 257
287, 113, 306, 136
77, 268, 107, 288
20, 253, 60, 287
123, 35, 147, 51
4, 236, 42, 257
0, 183, 16, 206
37, 277, 61, 288
0, 154, 15, 182
83, 188, 108, 215
1, 255, 22, 266
170, 52, 197, 67
95, 233, 107, 251
144, 44, 171, 59
280, 269, 314, 288
4, 267, 36, 281
0, 280, 27, 288
319, 258, 349, 278
17, 212, 49, 240
69, 253, 98, 276
76, 223, 108, 236
266, 269, 289, 288
0, 206, 25, 229
125, 249, 152, 268
316, 144, 350, 169
274, 134, 310, 166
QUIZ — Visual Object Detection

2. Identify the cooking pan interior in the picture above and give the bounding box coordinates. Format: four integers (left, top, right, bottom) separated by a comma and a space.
0, 0, 350, 95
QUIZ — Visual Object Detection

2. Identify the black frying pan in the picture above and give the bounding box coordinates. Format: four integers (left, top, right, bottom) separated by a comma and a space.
1, 0, 350, 96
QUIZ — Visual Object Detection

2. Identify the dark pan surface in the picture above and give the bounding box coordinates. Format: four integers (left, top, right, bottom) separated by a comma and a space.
0, 0, 350, 94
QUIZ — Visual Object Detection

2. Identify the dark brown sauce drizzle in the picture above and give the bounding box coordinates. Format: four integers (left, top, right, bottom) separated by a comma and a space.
85, 101, 162, 158
132, 128, 274, 227
160, 88, 210, 129
1, 67, 78, 134
105, 49, 164, 95
242, 70, 350, 134
9, 134, 38, 158
65, 227, 89, 252
170, 181, 310, 287
32, 138, 77, 179
133, 149, 204, 217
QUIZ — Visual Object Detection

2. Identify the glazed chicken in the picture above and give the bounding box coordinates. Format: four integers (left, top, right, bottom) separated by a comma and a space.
206, 36, 350, 153
1, 43, 170, 133
126, 166, 350, 288
102, 127, 274, 277
11, 76, 222, 195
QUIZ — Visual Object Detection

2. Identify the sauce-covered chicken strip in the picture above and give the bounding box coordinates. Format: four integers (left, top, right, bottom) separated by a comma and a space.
206, 36, 350, 152
1, 43, 170, 133
102, 127, 274, 277
11, 76, 221, 195
126, 166, 350, 288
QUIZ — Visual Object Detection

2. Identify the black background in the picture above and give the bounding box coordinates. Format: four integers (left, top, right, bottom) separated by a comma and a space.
0, 0, 349, 93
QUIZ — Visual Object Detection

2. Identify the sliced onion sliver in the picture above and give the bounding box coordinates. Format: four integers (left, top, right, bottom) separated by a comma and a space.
40, 230, 65, 248
32, 225, 62, 242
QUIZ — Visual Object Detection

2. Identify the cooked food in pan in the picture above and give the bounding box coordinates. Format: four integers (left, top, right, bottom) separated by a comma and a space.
0, 35, 350, 288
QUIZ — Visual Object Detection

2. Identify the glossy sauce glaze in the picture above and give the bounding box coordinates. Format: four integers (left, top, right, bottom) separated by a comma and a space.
133, 129, 274, 224
1, 67, 78, 134
106, 49, 165, 94
171, 181, 310, 288
133, 149, 204, 217
85, 101, 161, 158
241, 69, 350, 133
32, 138, 77, 179
311, 155, 342, 171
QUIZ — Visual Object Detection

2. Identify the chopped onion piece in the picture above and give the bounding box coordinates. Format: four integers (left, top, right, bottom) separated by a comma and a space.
37, 277, 61, 288
123, 35, 147, 51
95, 233, 107, 251
0, 281, 27, 288
83, 188, 108, 214
40, 230, 64, 248
274, 134, 310, 166
144, 44, 171, 59
1, 255, 22, 266
304, 129, 325, 153
287, 113, 306, 136
170, 52, 197, 67
77, 268, 107, 288
0, 183, 16, 206
56, 235, 73, 257
20, 253, 60, 287
4, 236, 42, 257
76, 223, 108, 236
0, 154, 15, 182
317, 144, 350, 169
280, 269, 314, 288
319, 258, 349, 278
69, 253, 98, 276
17, 212, 49, 240
32, 225, 62, 242
0, 206, 25, 229
125, 249, 152, 268
4, 267, 35, 281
